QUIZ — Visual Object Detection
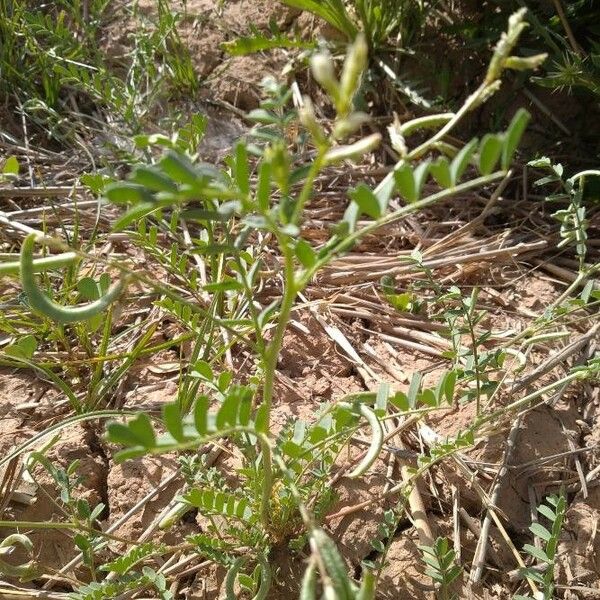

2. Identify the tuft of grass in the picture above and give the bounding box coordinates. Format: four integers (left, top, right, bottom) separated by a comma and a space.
279, 0, 433, 52
0, 0, 198, 144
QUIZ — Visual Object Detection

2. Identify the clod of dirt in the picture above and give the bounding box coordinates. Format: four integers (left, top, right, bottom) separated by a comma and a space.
103, 0, 298, 114
276, 316, 362, 397
377, 533, 435, 599
188, 562, 227, 600
328, 460, 396, 568
105, 454, 181, 542
205, 55, 281, 111
558, 487, 600, 599
199, 107, 247, 161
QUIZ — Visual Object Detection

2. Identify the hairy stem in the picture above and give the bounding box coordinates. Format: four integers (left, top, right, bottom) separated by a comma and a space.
259, 150, 326, 527
0, 251, 78, 276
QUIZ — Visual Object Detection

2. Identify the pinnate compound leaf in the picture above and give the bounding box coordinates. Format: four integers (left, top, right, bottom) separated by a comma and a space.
183, 488, 254, 521
100, 542, 163, 575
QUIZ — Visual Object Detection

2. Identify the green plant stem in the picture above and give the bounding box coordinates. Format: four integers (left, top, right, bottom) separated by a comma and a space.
258, 149, 328, 527
290, 149, 327, 226
464, 294, 483, 415
410, 83, 488, 160
475, 369, 585, 429
0, 251, 78, 276
259, 242, 296, 526
0, 331, 195, 369
368, 79, 493, 199
550, 265, 599, 309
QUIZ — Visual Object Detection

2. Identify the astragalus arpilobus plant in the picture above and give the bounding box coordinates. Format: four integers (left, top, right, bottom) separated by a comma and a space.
0, 4, 598, 600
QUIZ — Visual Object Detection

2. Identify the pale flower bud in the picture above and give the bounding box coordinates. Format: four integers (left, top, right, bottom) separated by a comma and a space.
332, 111, 370, 140
486, 7, 528, 83
387, 114, 407, 157
310, 52, 340, 103
298, 97, 326, 145
505, 53, 547, 71
339, 32, 369, 116
323, 584, 338, 600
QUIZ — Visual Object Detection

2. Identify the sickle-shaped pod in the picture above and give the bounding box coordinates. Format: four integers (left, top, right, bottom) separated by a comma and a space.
0, 534, 36, 578
338, 402, 384, 479
20, 233, 126, 324
224, 555, 271, 600
309, 528, 356, 600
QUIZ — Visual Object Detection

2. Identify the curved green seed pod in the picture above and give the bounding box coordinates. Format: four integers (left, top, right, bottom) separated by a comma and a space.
0, 251, 77, 277
252, 555, 272, 600
310, 528, 353, 600
0, 534, 36, 579
20, 233, 126, 324
343, 404, 383, 479
224, 556, 271, 600
299, 559, 317, 600
158, 500, 193, 530
225, 557, 247, 600
0, 534, 33, 555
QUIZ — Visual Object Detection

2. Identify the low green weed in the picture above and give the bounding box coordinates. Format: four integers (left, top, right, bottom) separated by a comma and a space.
278, 0, 433, 52
419, 537, 462, 600
529, 159, 600, 305
515, 493, 567, 600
